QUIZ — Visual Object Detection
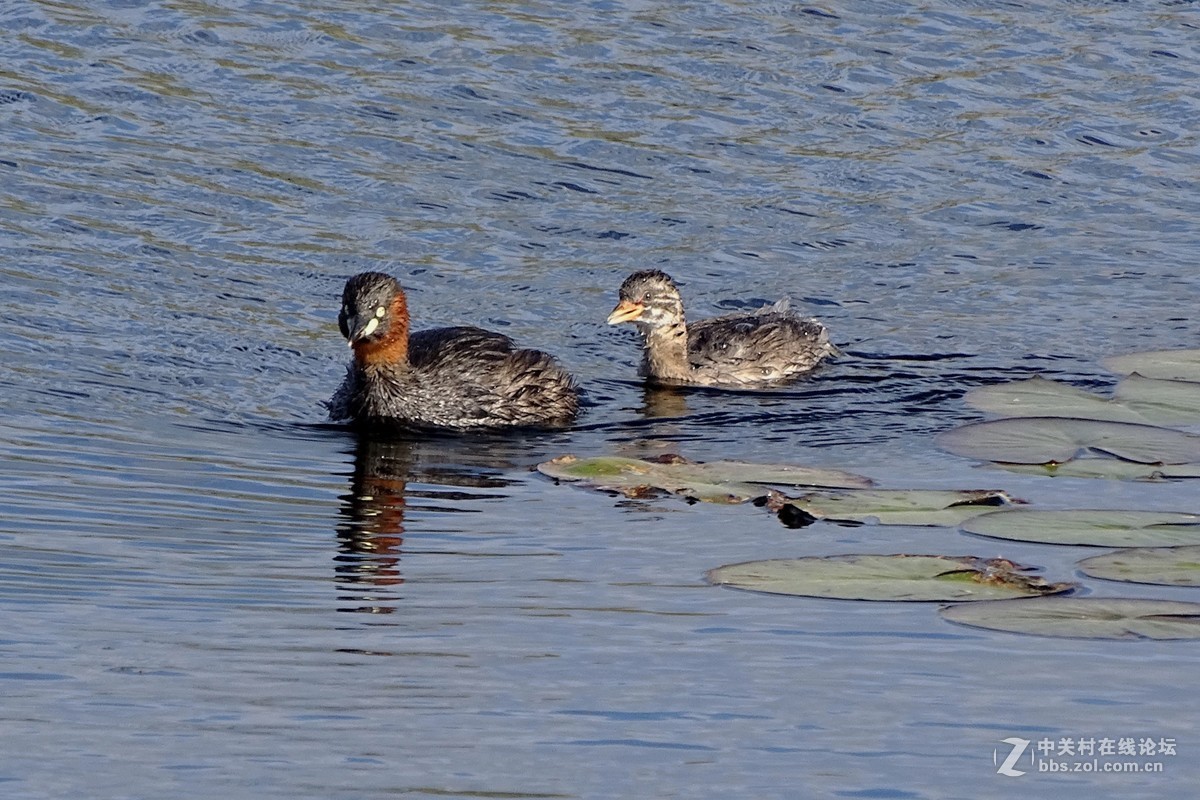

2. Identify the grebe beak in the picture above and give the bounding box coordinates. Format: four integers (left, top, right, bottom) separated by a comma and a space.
342, 312, 381, 344
606, 300, 644, 325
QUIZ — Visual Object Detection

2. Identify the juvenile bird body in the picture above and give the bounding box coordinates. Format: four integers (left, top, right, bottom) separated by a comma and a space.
328, 273, 578, 430
607, 270, 834, 387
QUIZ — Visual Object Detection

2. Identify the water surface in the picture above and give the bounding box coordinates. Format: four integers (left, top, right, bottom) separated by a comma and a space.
2, 1, 1199, 797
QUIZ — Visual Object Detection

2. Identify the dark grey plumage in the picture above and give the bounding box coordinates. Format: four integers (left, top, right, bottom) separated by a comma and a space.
328, 272, 578, 430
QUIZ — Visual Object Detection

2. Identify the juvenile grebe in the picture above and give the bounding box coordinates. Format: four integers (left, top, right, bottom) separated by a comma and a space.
607, 269, 834, 387
328, 272, 579, 429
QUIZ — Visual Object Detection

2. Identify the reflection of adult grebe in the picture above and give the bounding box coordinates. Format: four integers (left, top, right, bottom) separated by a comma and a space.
334, 437, 413, 612
607, 270, 835, 386
328, 272, 580, 430
334, 434, 517, 614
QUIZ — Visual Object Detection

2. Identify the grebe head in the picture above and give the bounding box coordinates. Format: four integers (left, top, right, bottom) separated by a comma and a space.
338, 272, 408, 346
607, 269, 684, 331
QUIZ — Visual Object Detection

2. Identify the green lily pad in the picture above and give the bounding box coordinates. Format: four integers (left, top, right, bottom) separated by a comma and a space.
995, 459, 1200, 481
536, 455, 872, 504
964, 375, 1200, 426
940, 597, 1200, 640
705, 554, 1073, 601
1079, 545, 1200, 587
667, 459, 873, 490
777, 488, 1020, 526
936, 417, 1200, 465
962, 509, 1200, 547
1103, 349, 1200, 382
1112, 374, 1200, 424
965, 377, 1149, 423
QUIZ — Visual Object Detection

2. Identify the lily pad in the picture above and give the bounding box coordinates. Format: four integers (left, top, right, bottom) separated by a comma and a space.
705, 554, 1073, 601
936, 417, 1200, 465
965, 377, 1148, 423
962, 509, 1200, 547
667, 459, 873, 490
964, 375, 1200, 426
775, 488, 1021, 526
536, 455, 872, 504
1112, 374, 1200, 424
1079, 545, 1200, 587
1104, 349, 1200, 382
940, 597, 1200, 640
995, 459, 1200, 481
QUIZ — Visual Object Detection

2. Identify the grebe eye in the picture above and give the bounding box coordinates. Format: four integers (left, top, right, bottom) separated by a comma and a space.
375, 306, 386, 318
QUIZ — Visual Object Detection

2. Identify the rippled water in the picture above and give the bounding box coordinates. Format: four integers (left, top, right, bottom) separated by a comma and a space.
2, 1, 1199, 797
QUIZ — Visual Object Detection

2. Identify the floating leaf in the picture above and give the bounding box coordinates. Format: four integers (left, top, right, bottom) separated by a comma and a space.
996, 459, 1200, 481
940, 597, 1200, 640
965, 377, 1148, 423
536, 455, 871, 504
1079, 545, 1200, 587
537, 456, 753, 503
962, 509, 1200, 547
777, 488, 1020, 526
667, 459, 872, 490
964, 375, 1200, 426
1112, 374, 1200, 424
936, 417, 1200, 465
1103, 349, 1200, 382
706, 554, 1073, 601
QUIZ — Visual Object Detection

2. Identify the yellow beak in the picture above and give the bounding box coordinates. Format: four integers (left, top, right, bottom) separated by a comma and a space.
606, 300, 645, 325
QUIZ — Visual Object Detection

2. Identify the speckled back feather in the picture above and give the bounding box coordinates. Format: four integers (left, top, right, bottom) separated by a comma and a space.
610, 270, 835, 387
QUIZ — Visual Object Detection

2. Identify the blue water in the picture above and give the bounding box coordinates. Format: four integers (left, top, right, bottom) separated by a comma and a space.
1, 1, 1199, 797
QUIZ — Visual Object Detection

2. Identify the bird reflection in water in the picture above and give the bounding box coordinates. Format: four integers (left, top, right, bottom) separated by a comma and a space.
639, 384, 690, 418
334, 432, 518, 614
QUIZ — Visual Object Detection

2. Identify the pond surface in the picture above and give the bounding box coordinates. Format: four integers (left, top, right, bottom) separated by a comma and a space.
2, 1, 1199, 797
